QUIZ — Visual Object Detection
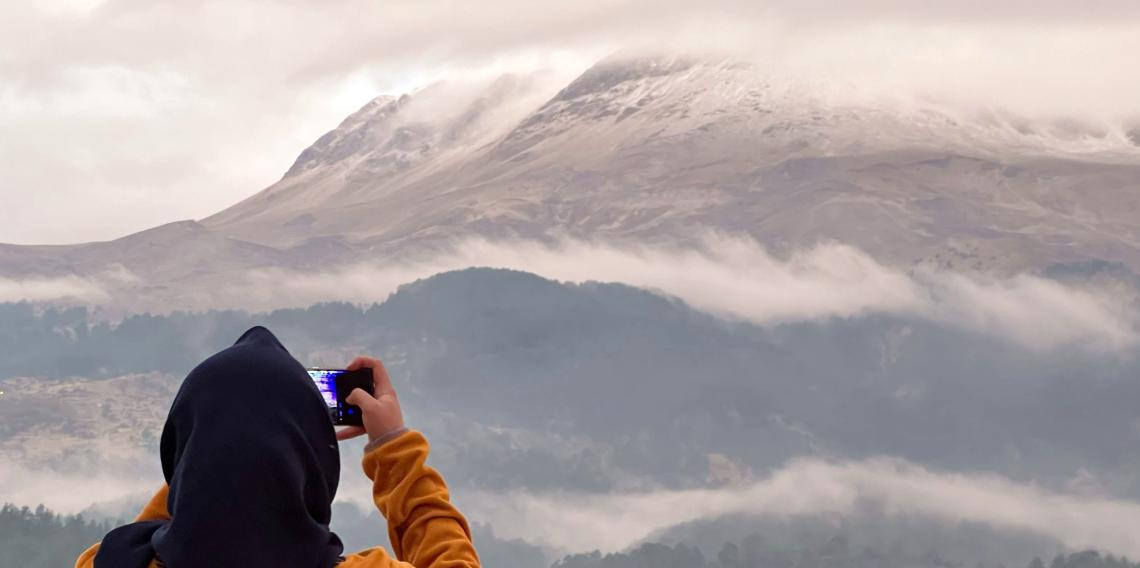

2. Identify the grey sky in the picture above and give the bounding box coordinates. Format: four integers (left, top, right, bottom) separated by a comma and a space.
3, 0, 1139, 244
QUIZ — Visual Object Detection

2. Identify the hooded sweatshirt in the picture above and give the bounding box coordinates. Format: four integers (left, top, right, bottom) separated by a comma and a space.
74, 326, 479, 568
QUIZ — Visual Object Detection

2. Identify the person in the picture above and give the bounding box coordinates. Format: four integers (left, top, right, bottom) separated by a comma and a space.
74, 326, 481, 568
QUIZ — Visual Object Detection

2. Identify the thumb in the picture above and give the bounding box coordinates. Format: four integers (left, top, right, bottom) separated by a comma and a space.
345, 388, 373, 406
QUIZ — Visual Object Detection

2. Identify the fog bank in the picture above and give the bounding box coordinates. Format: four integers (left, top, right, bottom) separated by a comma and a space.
460, 457, 1140, 556
243, 237, 1138, 352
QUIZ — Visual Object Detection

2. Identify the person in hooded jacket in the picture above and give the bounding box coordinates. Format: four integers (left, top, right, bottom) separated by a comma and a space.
74, 326, 481, 568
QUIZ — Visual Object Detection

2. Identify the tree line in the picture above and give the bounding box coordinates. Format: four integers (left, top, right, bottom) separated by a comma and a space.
3, 501, 1134, 568
552, 538, 1140, 568
0, 503, 115, 567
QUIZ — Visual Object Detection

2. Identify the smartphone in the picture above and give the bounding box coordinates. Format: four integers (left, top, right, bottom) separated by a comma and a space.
307, 368, 374, 426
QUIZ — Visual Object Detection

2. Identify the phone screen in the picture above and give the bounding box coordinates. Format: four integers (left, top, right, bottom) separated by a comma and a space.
307, 369, 371, 426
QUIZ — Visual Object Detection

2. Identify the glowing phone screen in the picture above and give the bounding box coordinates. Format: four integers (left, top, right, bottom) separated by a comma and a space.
307, 369, 341, 410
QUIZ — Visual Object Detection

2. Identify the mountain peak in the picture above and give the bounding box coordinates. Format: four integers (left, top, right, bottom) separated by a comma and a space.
283, 94, 406, 178
552, 53, 702, 101
196, 53, 1140, 278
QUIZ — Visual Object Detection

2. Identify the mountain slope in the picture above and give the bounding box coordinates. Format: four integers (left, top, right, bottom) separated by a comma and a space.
2, 54, 1139, 310
7, 268, 1140, 496
202, 54, 1140, 272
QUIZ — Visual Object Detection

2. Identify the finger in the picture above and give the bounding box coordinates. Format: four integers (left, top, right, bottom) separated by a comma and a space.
345, 356, 377, 371
369, 359, 395, 395
345, 388, 374, 406
335, 426, 366, 441
346, 356, 395, 395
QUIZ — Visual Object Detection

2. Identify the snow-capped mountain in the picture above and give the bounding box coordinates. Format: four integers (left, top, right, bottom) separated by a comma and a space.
4, 54, 1140, 310
205, 54, 1140, 269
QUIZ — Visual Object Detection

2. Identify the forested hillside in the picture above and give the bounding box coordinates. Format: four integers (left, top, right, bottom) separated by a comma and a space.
0, 504, 113, 567
554, 542, 1137, 568
4, 269, 1140, 493
3, 502, 1130, 568
6, 269, 1140, 566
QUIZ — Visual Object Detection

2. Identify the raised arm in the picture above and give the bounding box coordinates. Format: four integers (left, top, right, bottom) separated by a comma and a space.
337, 357, 480, 568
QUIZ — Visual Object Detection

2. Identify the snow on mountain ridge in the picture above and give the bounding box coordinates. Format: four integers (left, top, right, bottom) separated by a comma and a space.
2, 53, 1140, 313
284, 94, 403, 178
494, 54, 1140, 165
206, 73, 558, 232
190, 54, 1140, 278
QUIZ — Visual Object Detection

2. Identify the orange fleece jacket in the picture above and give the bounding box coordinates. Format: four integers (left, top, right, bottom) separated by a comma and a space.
75, 430, 481, 568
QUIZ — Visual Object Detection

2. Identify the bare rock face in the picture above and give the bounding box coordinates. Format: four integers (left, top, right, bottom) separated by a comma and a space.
0, 373, 179, 469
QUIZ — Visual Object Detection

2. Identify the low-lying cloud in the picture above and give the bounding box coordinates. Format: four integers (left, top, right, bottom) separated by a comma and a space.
0, 266, 138, 304
459, 457, 1140, 556
238, 237, 1138, 352
0, 274, 110, 303
19, 449, 1140, 558
0, 462, 154, 514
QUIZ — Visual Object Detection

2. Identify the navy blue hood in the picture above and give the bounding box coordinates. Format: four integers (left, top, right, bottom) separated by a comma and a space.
95, 326, 344, 568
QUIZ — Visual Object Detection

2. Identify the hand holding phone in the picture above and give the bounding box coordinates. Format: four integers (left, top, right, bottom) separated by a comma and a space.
335, 356, 405, 442
308, 368, 374, 426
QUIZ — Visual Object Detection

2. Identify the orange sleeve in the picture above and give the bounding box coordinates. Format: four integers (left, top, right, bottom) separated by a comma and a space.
74, 485, 170, 568
341, 430, 481, 568
133, 485, 172, 522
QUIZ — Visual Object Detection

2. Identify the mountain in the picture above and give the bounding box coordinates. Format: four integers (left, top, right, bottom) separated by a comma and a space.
3, 54, 1140, 312
7, 268, 1140, 562
7, 268, 1140, 496
203, 54, 1140, 269
9, 53, 1140, 566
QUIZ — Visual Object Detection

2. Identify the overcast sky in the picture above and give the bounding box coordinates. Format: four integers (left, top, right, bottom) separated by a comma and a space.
3, 0, 1139, 244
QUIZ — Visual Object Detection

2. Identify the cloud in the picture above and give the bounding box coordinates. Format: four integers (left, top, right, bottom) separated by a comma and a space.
0, 461, 153, 513
0, 274, 110, 303
458, 457, 1140, 556
3, 0, 1140, 243
233, 237, 1138, 352
16, 450, 1140, 558
0, 266, 137, 303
